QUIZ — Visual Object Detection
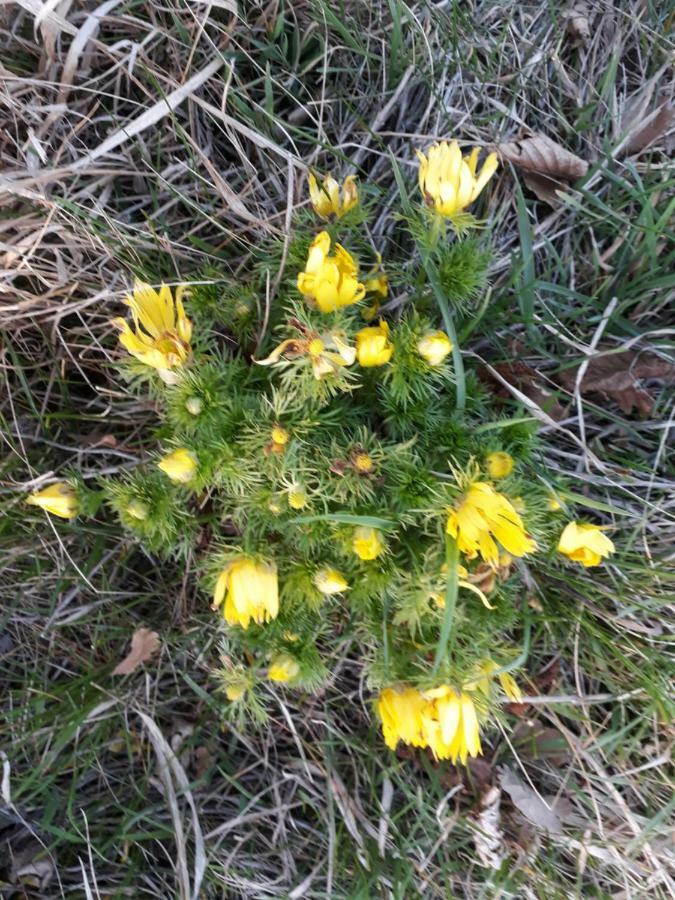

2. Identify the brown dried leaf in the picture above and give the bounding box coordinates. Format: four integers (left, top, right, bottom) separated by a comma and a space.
478, 362, 566, 420
622, 101, 674, 157
498, 133, 588, 181
112, 627, 160, 675
522, 172, 567, 206
512, 722, 572, 766
563, 3, 590, 46
559, 350, 675, 418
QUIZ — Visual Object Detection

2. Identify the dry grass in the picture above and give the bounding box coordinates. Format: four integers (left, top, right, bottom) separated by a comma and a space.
1, 1, 674, 897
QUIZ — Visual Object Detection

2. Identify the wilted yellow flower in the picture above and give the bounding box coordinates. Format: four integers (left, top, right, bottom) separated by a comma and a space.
297, 232, 365, 313
111, 281, 192, 384
314, 567, 349, 595
433, 563, 494, 610
468, 660, 522, 703
416, 141, 498, 219
213, 557, 279, 629
417, 330, 453, 366
447, 481, 536, 565
356, 320, 393, 367
256, 328, 356, 381
422, 687, 483, 764
267, 654, 300, 683
486, 451, 514, 479
353, 526, 385, 560
378, 685, 484, 764
557, 521, 614, 567
126, 499, 149, 521
26, 481, 78, 519
157, 448, 197, 484
308, 173, 358, 219
377, 687, 428, 750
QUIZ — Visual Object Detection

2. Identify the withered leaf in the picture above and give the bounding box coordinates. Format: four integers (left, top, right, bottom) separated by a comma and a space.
112, 627, 160, 675
617, 67, 675, 157
622, 101, 674, 157
512, 721, 572, 766
559, 350, 675, 418
563, 3, 590, 46
498, 133, 588, 181
499, 767, 563, 833
478, 362, 565, 420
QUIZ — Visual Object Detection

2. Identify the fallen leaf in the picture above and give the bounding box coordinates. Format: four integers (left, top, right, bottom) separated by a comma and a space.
112, 627, 160, 675
559, 350, 675, 417
478, 362, 565, 420
616, 66, 675, 157
499, 767, 563, 833
522, 172, 568, 207
563, 3, 590, 46
498, 132, 588, 181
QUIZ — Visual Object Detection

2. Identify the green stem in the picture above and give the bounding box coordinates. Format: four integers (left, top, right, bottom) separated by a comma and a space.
423, 259, 466, 415
432, 535, 459, 674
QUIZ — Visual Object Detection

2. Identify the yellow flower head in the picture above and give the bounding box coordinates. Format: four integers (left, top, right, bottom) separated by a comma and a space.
421, 687, 483, 764
126, 499, 149, 521
352, 526, 385, 561
468, 660, 522, 703
297, 232, 365, 313
111, 281, 192, 384
547, 493, 563, 511
356, 320, 393, 368
352, 451, 374, 474
314, 567, 349, 595
213, 557, 279, 628
157, 448, 197, 484
446, 481, 536, 565
288, 487, 308, 510
308, 173, 358, 219
377, 687, 428, 750
557, 521, 614, 567
267, 654, 300, 683
271, 425, 289, 446
485, 451, 514, 480
416, 141, 498, 219
225, 683, 246, 701
378, 685, 483, 765
417, 330, 453, 366
26, 481, 78, 519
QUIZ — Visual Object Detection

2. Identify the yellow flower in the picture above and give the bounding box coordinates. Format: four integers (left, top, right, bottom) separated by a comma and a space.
314, 567, 349, 595
353, 526, 385, 560
225, 683, 246, 701
297, 232, 365, 313
377, 687, 428, 750
356, 320, 393, 367
365, 276, 388, 298
416, 140, 498, 219
557, 521, 615, 567
547, 494, 563, 511
111, 281, 192, 384
271, 425, 289, 446
212, 557, 279, 628
468, 660, 522, 703
157, 448, 197, 484
434, 564, 494, 610
485, 451, 514, 479
308, 173, 358, 219
26, 481, 78, 519
288, 487, 308, 510
422, 688, 483, 764
446, 481, 536, 565
256, 328, 356, 381
126, 499, 149, 521
417, 330, 453, 366
352, 452, 374, 474
267, 654, 300, 683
